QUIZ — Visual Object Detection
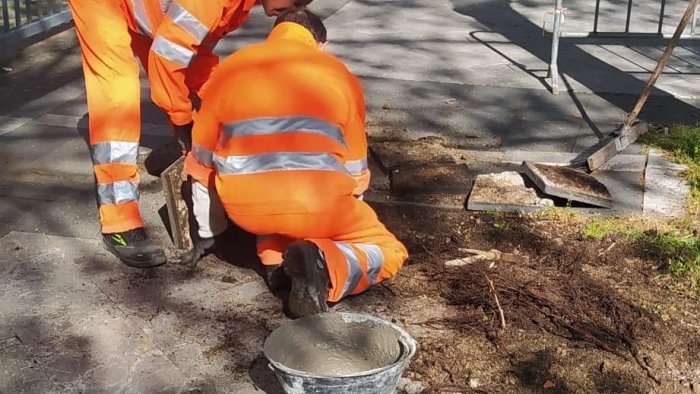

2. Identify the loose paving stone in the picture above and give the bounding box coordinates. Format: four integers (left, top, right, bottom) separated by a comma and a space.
643, 149, 690, 218
501, 150, 646, 172
522, 161, 614, 208
467, 171, 554, 212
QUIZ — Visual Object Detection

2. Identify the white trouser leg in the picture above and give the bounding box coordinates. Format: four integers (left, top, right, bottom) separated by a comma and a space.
191, 181, 227, 238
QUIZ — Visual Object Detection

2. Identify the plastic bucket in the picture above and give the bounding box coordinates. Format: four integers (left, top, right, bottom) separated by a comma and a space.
263, 312, 417, 394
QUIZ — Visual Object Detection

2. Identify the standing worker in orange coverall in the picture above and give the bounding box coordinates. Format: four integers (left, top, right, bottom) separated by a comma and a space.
67, 0, 311, 268
182, 8, 409, 317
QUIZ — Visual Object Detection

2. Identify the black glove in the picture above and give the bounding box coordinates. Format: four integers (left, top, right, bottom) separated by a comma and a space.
180, 235, 215, 267
173, 122, 194, 152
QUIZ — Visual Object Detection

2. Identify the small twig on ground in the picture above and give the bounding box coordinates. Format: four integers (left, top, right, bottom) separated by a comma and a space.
445, 248, 525, 266
420, 244, 438, 259
486, 274, 507, 330
632, 350, 662, 385
598, 241, 617, 256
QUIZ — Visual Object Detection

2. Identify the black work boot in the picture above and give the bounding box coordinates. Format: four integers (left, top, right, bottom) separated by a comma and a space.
282, 241, 330, 318
265, 264, 291, 292
103, 228, 167, 268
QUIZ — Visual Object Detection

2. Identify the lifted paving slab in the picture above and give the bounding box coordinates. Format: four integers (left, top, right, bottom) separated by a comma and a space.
522, 161, 614, 208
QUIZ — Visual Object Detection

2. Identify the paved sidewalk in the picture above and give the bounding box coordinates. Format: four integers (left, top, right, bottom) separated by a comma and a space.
1, 0, 699, 392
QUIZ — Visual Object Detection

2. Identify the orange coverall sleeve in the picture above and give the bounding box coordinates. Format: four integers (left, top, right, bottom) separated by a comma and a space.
344, 73, 370, 196
148, 0, 226, 126
184, 94, 222, 187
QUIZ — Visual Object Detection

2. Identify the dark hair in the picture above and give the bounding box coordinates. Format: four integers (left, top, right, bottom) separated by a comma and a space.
274, 7, 327, 43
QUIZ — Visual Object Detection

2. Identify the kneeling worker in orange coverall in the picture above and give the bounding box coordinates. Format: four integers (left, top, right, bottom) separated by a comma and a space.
67, 0, 311, 268
182, 8, 409, 317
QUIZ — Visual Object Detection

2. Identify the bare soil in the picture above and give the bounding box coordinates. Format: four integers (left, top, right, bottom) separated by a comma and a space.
346, 203, 700, 393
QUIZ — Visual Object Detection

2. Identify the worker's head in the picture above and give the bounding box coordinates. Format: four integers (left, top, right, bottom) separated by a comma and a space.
274, 7, 327, 47
260, 0, 314, 17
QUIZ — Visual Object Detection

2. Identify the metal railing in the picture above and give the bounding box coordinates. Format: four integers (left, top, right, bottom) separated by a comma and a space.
547, 0, 700, 93
1, 0, 72, 61
2, 0, 67, 33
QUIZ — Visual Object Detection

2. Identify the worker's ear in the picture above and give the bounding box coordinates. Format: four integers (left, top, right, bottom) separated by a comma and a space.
318, 41, 328, 51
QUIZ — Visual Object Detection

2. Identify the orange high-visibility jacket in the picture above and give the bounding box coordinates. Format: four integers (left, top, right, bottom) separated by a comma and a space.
185, 22, 370, 214
125, 0, 257, 125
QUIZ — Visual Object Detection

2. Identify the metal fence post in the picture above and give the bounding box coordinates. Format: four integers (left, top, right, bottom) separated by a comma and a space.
1, 0, 10, 33
548, 0, 564, 94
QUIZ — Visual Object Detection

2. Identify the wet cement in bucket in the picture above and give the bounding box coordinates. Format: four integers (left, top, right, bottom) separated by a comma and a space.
264, 314, 403, 377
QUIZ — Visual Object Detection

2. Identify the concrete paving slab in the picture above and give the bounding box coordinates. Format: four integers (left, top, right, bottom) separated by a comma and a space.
0, 123, 78, 173
0, 116, 31, 137
520, 89, 592, 123
643, 149, 690, 218
0, 336, 55, 394
6, 79, 85, 119
0, 231, 285, 392
0, 232, 190, 393
0, 193, 100, 239
522, 161, 614, 208
365, 80, 531, 149
501, 150, 647, 172
19, 133, 93, 176
589, 170, 645, 215
585, 92, 700, 126
26, 112, 172, 138
498, 118, 583, 151
70, 242, 282, 392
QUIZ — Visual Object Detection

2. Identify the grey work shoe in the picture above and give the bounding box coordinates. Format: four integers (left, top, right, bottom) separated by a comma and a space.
102, 228, 167, 269
282, 241, 330, 318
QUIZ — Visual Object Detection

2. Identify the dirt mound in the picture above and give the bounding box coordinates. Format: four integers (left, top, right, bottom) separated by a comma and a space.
443, 260, 656, 376
368, 203, 700, 393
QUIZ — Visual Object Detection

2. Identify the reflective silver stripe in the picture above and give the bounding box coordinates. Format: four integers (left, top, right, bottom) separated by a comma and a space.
358, 244, 384, 285
152, 36, 194, 67
97, 181, 139, 205
337, 243, 363, 298
214, 152, 350, 176
159, 0, 174, 13
192, 144, 213, 167
91, 141, 139, 165
131, 0, 153, 37
167, 2, 208, 43
223, 117, 346, 148
345, 157, 368, 175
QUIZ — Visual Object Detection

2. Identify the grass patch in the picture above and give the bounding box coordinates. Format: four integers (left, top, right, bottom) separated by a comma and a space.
585, 217, 644, 240
649, 232, 700, 294
581, 216, 700, 295
652, 233, 700, 276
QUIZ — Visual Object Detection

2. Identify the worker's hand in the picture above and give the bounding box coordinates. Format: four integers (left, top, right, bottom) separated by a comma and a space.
173, 122, 194, 152
180, 235, 215, 267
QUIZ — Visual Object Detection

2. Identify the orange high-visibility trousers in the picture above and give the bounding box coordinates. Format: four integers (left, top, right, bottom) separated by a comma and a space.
68, 0, 220, 233
69, 0, 144, 233
226, 195, 409, 303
